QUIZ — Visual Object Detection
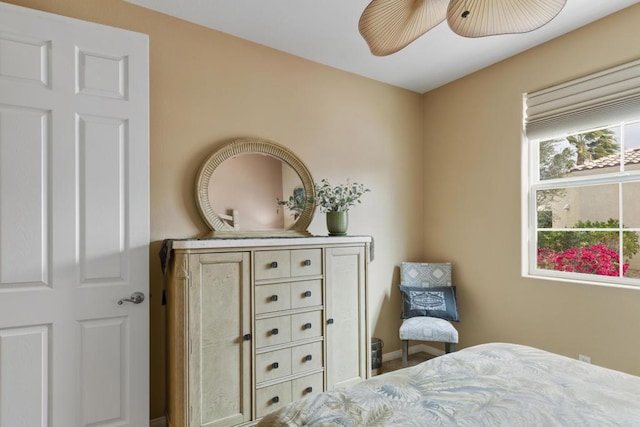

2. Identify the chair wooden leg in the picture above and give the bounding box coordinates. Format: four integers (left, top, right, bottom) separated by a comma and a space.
445, 343, 457, 353
401, 340, 409, 366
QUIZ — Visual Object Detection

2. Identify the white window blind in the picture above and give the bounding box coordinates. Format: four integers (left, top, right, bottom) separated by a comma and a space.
525, 58, 640, 140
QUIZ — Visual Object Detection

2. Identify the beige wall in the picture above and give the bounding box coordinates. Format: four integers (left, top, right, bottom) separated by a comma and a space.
423, 3, 640, 380
4, 0, 424, 419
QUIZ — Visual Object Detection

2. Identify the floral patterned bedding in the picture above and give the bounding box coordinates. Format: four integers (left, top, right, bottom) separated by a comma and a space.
257, 342, 640, 426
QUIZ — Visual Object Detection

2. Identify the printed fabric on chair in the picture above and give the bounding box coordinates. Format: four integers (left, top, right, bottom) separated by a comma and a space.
398, 262, 459, 366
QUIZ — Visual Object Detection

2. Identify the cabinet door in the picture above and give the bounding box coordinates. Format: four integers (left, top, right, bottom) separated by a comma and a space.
190, 252, 251, 427
325, 246, 369, 390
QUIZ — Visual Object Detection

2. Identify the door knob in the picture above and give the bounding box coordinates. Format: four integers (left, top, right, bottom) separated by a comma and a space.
118, 292, 145, 305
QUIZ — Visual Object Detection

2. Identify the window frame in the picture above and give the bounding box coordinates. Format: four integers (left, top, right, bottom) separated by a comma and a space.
523, 121, 640, 289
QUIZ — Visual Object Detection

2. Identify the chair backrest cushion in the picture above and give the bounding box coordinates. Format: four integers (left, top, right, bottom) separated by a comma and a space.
400, 262, 451, 288
398, 285, 459, 321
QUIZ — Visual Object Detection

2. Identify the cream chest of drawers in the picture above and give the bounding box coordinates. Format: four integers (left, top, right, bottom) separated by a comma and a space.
165, 236, 371, 427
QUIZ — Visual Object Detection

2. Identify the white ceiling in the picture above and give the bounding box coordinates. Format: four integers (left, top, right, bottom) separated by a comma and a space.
124, 0, 640, 93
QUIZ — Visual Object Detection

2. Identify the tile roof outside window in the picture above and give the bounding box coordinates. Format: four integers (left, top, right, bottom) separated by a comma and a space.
570, 147, 640, 172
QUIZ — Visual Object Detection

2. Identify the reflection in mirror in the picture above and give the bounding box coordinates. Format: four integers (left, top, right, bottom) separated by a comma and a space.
195, 138, 316, 238
209, 153, 304, 230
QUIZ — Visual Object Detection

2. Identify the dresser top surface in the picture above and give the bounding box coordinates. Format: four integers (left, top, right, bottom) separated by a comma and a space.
169, 235, 372, 250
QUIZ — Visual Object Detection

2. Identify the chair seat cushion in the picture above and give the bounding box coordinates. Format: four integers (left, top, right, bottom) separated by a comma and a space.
399, 316, 459, 343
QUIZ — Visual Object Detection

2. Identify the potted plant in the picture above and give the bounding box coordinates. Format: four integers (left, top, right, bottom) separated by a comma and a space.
314, 178, 370, 236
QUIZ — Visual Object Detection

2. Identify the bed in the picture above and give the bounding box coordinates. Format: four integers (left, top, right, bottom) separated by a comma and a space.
257, 342, 640, 426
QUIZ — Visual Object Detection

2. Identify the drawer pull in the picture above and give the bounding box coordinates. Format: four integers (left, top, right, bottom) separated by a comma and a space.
303, 291, 312, 298
270, 295, 278, 302
270, 261, 278, 269
304, 322, 312, 330
272, 396, 280, 404
327, 318, 334, 325
271, 362, 279, 369
304, 354, 313, 362
303, 259, 311, 266
305, 387, 313, 394
243, 333, 251, 341
271, 328, 279, 335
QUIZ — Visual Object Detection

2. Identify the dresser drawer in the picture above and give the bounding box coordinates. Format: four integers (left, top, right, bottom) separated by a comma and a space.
291, 311, 322, 341
291, 341, 323, 374
257, 279, 321, 316
255, 316, 291, 348
256, 373, 324, 419
256, 348, 292, 383
255, 249, 322, 281
255, 250, 291, 280
256, 381, 292, 418
291, 280, 322, 309
256, 283, 291, 314
290, 249, 322, 277
291, 373, 324, 401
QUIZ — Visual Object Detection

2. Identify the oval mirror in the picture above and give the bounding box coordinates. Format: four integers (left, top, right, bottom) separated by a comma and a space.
195, 138, 316, 237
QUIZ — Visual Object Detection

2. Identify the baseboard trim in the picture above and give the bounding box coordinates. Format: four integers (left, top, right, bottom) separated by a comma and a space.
382, 343, 444, 363
150, 417, 167, 427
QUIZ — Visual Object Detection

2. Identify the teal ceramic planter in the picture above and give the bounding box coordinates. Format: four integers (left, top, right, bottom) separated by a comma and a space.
326, 211, 348, 236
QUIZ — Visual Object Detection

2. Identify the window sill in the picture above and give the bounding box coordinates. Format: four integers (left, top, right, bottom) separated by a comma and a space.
522, 271, 640, 291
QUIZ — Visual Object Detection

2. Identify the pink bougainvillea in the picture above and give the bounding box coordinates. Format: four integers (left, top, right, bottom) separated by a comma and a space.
537, 244, 629, 277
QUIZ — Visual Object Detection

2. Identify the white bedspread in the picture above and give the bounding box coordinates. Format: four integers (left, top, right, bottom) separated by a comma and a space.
258, 342, 640, 426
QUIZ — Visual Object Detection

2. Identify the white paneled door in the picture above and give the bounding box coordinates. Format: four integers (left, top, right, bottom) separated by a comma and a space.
0, 3, 149, 426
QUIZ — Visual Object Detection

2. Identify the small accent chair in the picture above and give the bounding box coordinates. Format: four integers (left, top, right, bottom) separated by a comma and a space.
398, 262, 459, 366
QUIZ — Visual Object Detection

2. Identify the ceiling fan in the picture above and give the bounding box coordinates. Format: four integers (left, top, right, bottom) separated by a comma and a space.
359, 0, 568, 56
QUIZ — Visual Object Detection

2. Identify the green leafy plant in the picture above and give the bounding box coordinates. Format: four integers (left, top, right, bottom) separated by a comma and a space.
314, 179, 370, 213
538, 218, 639, 263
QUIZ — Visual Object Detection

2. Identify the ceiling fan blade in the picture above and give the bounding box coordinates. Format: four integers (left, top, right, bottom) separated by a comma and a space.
359, 0, 449, 56
447, 0, 567, 38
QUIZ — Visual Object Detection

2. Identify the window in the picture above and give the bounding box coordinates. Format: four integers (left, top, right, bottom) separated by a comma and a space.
523, 59, 640, 287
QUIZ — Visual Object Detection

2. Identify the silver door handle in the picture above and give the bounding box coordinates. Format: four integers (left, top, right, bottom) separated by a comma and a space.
118, 292, 145, 305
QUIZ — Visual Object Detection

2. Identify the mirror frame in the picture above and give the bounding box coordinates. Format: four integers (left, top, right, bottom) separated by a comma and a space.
195, 137, 316, 237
